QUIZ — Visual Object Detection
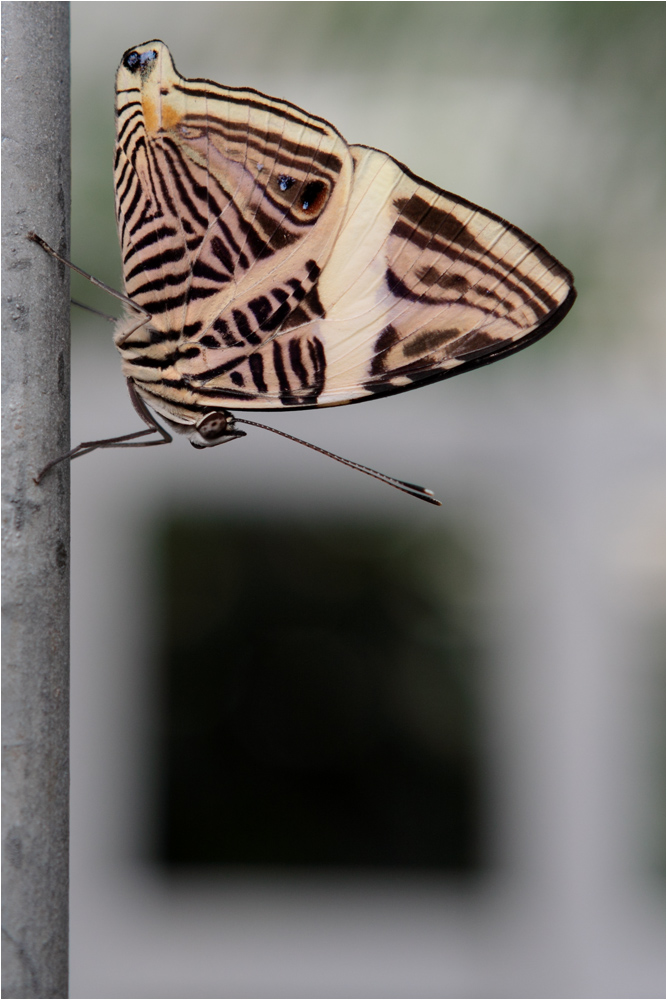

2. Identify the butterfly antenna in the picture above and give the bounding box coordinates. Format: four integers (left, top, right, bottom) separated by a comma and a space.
235, 417, 441, 506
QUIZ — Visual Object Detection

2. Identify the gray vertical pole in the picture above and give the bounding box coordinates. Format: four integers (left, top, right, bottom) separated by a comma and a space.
2, 3, 71, 998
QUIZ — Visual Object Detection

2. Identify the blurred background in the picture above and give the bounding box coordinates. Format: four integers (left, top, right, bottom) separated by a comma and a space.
68, 3, 664, 997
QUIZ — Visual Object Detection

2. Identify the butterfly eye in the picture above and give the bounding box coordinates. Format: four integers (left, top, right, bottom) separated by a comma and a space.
191, 411, 247, 448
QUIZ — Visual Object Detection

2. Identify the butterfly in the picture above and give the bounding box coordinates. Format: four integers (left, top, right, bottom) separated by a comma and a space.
33, 40, 575, 504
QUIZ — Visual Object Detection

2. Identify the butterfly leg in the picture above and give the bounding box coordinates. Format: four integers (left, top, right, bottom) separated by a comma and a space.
34, 379, 172, 484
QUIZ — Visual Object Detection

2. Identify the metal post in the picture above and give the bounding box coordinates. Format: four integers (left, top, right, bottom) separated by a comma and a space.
2, 3, 71, 997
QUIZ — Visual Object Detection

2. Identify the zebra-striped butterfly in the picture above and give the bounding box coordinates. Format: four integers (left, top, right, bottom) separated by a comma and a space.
35, 41, 575, 503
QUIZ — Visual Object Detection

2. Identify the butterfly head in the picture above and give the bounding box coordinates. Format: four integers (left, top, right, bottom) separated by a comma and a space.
189, 411, 247, 450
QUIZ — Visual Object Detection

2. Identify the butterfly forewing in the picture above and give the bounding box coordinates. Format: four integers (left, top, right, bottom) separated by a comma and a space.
114, 41, 574, 426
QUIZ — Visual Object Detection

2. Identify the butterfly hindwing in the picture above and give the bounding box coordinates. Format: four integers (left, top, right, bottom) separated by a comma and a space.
312, 145, 575, 403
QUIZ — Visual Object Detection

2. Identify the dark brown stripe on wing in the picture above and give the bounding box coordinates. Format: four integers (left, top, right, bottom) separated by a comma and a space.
173, 84, 330, 134
123, 225, 179, 263
394, 195, 485, 253
185, 117, 343, 173
390, 221, 559, 315
385, 266, 547, 322
249, 353, 268, 393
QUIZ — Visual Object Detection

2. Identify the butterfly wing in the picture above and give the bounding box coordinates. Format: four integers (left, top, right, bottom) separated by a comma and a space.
115, 41, 352, 316
114, 42, 574, 422
313, 144, 575, 403
176, 145, 574, 409
114, 40, 354, 418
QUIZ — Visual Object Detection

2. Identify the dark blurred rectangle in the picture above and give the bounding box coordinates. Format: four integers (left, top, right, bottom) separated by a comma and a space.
154, 518, 483, 870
